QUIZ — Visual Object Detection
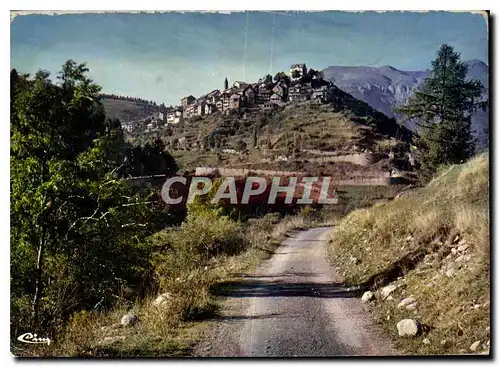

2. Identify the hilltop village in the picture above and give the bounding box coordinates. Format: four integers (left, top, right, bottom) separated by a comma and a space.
121, 64, 337, 133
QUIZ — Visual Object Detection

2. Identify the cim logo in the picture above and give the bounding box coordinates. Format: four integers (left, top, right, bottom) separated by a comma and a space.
17, 332, 51, 345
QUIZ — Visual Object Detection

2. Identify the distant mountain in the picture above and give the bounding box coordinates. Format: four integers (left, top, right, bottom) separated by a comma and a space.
323, 60, 489, 150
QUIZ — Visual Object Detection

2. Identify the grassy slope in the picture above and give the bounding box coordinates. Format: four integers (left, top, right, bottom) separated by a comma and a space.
328, 153, 490, 355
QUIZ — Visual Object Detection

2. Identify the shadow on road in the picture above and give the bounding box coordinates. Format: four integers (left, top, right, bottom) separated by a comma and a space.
211, 281, 360, 299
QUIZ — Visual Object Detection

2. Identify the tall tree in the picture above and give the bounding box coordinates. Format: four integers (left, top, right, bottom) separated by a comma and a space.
224, 77, 229, 90
396, 44, 487, 176
10, 61, 170, 334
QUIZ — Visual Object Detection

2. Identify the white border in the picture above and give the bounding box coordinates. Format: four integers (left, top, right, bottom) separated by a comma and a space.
2, 2, 497, 367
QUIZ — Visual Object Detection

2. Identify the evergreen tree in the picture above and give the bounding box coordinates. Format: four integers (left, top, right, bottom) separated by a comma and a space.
224, 77, 229, 90
396, 44, 486, 176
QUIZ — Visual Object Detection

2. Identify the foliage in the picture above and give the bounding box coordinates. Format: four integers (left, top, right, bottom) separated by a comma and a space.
10, 60, 170, 342
396, 44, 487, 177
122, 137, 178, 177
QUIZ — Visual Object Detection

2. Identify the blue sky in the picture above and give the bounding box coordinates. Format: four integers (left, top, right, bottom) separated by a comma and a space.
11, 11, 488, 105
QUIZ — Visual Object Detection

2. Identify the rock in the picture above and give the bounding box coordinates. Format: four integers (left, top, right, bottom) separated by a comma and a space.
453, 235, 460, 243
349, 256, 360, 265
386, 295, 394, 301
445, 268, 456, 277
422, 338, 431, 345
397, 319, 419, 337
455, 255, 471, 263
120, 314, 139, 327
459, 349, 467, 353
440, 339, 448, 346
386, 315, 391, 320
153, 292, 172, 306
457, 244, 469, 252
381, 284, 398, 298
405, 235, 413, 241
361, 291, 375, 303
451, 248, 458, 255
470, 341, 481, 352
398, 297, 417, 309
406, 302, 418, 311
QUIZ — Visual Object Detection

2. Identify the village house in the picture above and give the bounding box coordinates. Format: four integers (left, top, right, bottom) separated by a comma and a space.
181, 95, 195, 108
255, 83, 271, 105
229, 93, 242, 110
272, 82, 287, 101
290, 63, 307, 81
243, 86, 255, 106
311, 85, 331, 103
288, 84, 311, 103
233, 81, 248, 89
270, 93, 283, 105
183, 103, 198, 119
206, 89, 221, 105
205, 103, 216, 115
260, 102, 279, 111
166, 108, 183, 124
197, 102, 206, 116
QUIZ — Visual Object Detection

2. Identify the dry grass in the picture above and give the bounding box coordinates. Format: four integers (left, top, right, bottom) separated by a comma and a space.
328, 153, 490, 355
28, 209, 314, 357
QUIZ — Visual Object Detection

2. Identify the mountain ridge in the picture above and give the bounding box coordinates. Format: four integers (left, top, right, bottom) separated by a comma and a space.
322, 60, 489, 149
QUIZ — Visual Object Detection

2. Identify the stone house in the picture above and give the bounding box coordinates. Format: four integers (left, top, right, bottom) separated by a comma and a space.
270, 93, 283, 105
255, 83, 271, 105
166, 108, 183, 124
205, 103, 216, 115
229, 93, 242, 110
289, 84, 311, 103
181, 95, 195, 108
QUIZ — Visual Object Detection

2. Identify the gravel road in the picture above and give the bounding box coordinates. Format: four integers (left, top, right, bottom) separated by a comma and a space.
193, 226, 394, 357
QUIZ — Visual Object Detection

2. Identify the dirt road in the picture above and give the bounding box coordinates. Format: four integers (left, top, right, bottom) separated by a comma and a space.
193, 227, 394, 357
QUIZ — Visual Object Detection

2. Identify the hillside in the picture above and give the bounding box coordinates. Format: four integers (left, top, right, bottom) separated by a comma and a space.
322, 60, 489, 150
328, 153, 489, 355
133, 84, 415, 183
100, 95, 162, 123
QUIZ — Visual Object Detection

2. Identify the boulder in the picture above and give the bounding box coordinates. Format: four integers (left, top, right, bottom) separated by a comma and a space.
457, 244, 469, 252
397, 319, 419, 337
361, 291, 374, 303
381, 284, 398, 298
445, 268, 456, 278
422, 338, 431, 345
120, 314, 139, 327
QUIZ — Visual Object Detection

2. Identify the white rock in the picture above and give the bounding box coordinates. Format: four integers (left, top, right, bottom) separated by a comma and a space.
445, 268, 456, 277
451, 248, 458, 255
386, 295, 394, 301
440, 339, 448, 346
422, 338, 431, 345
153, 292, 172, 306
397, 319, 419, 337
398, 297, 417, 309
457, 244, 469, 252
361, 291, 375, 303
349, 256, 360, 264
120, 314, 139, 327
406, 302, 418, 311
455, 255, 471, 263
381, 284, 398, 298
470, 341, 481, 352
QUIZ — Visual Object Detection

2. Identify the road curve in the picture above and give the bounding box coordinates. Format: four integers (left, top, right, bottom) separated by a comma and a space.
193, 227, 394, 357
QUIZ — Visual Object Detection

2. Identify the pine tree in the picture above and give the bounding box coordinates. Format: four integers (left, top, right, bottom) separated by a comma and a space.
224, 77, 229, 90
396, 44, 486, 176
